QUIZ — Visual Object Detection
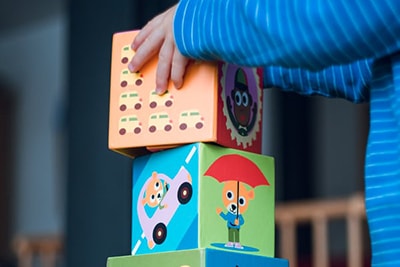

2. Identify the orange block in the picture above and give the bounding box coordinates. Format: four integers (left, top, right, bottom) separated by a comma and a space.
109, 30, 263, 158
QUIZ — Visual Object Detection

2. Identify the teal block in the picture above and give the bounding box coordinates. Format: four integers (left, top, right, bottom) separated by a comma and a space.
131, 143, 275, 257
107, 249, 288, 267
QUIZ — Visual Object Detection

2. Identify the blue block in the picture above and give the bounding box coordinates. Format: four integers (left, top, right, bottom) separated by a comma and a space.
107, 249, 288, 267
131, 143, 275, 257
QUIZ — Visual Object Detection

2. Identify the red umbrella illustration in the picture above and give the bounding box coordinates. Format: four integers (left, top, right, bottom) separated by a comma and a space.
204, 154, 269, 219
204, 154, 269, 187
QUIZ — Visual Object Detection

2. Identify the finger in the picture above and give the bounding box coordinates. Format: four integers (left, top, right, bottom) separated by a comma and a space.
155, 38, 174, 95
128, 42, 157, 72
170, 49, 190, 89
129, 30, 164, 72
131, 8, 169, 50
131, 24, 152, 51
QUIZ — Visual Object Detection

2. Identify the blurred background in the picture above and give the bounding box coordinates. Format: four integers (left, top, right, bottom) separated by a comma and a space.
0, 0, 370, 266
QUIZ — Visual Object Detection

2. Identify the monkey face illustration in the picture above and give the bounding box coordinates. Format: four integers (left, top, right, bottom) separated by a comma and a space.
221, 63, 262, 147
232, 87, 253, 127
226, 68, 258, 137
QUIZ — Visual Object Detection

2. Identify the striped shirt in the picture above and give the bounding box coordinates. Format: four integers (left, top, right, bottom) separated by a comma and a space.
174, 1, 400, 266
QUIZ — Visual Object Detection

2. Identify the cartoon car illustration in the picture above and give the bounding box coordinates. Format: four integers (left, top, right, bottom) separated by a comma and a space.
148, 112, 173, 133
120, 68, 143, 87
119, 115, 142, 135
121, 44, 135, 64
137, 166, 193, 248
119, 91, 142, 111
178, 110, 204, 130
149, 90, 174, 108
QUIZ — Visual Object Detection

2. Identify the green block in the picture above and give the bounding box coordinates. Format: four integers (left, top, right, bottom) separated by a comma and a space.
131, 143, 275, 257
107, 249, 288, 267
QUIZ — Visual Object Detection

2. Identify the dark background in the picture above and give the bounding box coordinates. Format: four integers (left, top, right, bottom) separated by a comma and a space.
66, 0, 178, 266
0, 0, 368, 266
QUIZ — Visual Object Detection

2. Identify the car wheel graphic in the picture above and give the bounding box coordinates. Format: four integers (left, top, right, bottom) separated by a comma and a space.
119, 128, 126, 135
153, 223, 167, 245
165, 100, 173, 107
120, 104, 127, 111
149, 126, 156, 133
120, 81, 127, 87
149, 101, 157, 108
134, 127, 141, 134
195, 122, 203, 129
135, 79, 143, 86
164, 124, 172, 132
179, 123, 187, 130
178, 182, 192, 204
134, 103, 142, 110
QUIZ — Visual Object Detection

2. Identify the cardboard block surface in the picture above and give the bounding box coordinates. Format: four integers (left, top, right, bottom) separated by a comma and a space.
107, 249, 289, 267
109, 31, 263, 157
131, 143, 274, 257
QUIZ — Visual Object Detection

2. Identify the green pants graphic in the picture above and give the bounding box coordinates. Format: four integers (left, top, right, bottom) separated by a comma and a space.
228, 227, 240, 242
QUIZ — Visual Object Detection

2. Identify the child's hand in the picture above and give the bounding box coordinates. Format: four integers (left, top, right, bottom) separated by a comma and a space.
216, 207, 223, 214
129, 5, 190, 95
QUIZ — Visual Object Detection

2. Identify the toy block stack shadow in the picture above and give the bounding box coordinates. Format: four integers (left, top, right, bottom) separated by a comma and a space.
107, 30, 289, 267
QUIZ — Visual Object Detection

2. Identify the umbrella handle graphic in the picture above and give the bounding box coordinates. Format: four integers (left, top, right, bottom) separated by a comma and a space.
236, 181, 239, 220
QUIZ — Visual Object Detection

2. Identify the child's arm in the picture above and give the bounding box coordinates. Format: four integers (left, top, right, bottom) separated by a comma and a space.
264, 59, 372, 103
174, 0, 400, 69
131, 1, 399, 97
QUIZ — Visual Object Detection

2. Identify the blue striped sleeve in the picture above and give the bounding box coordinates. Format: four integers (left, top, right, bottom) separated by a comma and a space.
263, 59, 372, 103
174, 0, 400, 70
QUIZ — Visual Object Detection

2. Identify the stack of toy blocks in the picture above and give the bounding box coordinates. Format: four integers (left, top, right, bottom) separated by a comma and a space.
107, 30, 288, 267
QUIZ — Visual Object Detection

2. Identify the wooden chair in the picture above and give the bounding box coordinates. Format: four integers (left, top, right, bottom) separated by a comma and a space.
12, 235, 63, 267
275, 193, 367, 267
